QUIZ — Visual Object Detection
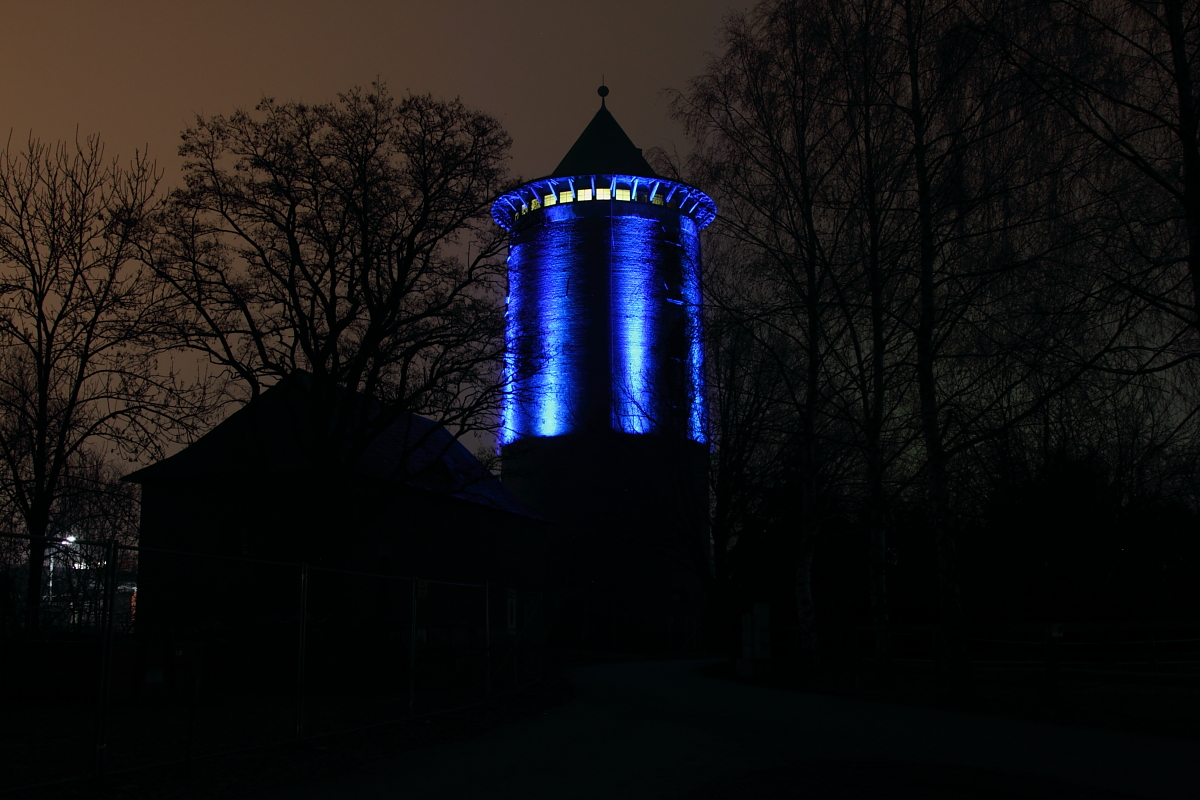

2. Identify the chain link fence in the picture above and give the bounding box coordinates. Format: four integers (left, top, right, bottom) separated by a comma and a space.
0, 532, 544, 794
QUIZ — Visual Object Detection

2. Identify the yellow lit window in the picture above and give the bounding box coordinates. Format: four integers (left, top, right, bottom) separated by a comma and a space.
530, 199, 541, 210
577, 188, 593, 201
652, 195, 664, 205
596, 188, 612, 200
544, 194, 556, 206
615, 188, 631, 201
559, 190, 573, 203
521, 204, 529, 215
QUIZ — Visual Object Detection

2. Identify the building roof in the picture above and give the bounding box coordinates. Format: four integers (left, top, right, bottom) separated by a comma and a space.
125, 373, 536, 518
550, 99, 660, 179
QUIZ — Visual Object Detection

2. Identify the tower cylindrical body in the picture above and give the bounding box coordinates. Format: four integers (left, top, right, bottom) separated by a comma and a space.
493, 143, 716, 652
493, 174, 715, 447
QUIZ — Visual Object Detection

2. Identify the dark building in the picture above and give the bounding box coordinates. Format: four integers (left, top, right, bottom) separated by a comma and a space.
492, 88, 716, 651
126, 372, 546, 646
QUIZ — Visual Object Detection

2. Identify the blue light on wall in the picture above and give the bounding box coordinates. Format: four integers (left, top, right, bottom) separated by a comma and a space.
495, 173, 715, 447
530, 210, 581, 437
500, 277, 519, 446
611, 216, 660, 435
682, 216, 707, 444
501, 215, 584, 443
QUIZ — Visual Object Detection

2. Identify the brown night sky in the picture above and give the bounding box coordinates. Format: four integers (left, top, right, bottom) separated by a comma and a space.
2, 0, 747, 183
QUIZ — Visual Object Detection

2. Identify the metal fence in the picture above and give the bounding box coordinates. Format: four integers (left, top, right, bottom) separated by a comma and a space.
839, 620, 1200, 685
731, 601, 1199, 685
0, 532, 544, 794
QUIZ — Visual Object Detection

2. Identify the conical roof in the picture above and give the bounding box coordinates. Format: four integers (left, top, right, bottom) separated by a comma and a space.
551, 102, 659, 179
491, 89, 717, 231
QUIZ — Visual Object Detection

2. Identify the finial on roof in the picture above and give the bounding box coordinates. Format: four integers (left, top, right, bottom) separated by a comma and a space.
598, 84, 609, 106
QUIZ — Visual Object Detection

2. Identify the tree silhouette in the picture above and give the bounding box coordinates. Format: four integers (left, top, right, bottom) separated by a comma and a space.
152, 83, 513, 475
674, 0, 1198, 674
0, 135, 205, 635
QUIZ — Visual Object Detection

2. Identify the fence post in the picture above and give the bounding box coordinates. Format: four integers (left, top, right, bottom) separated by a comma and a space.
296, 562, 308, 741
92, 539, 118, 778
409, 578, 417, 715
484, 581, 490, 696
1044, 622, 1061, 692
514, 592, 519, 689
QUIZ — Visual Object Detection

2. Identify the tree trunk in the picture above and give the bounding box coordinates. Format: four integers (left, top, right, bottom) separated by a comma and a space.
1164, 0, 1200, 332
22, 497, 54, 637
794, 528, 818, 669
23, 535, 47, 637
903, 0, 969, 690
862, 48, 891, 687
867, 459, 890, 686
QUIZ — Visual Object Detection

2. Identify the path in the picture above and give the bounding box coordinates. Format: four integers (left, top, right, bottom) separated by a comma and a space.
234, 658, 1196, 799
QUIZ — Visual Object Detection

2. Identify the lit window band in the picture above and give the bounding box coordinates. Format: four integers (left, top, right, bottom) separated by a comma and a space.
495, 175, 716, 229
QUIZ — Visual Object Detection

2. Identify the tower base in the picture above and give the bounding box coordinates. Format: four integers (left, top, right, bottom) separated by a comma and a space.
502, 432, 708, 654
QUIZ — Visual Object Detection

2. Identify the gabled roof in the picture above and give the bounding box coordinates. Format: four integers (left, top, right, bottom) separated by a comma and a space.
125, 373, 535, 518
550, 103, 659, 179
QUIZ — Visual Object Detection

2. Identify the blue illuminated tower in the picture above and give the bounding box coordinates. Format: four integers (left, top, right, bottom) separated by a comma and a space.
493, 88, 715, 650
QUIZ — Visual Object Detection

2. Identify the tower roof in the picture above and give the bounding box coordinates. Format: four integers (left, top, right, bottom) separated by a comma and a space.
491, 87, 716, 231
550, 99, 659, 179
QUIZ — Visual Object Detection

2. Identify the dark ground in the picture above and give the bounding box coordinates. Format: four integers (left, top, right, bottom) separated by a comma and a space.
8, 651, 1197, 800
709, 657, 1200, 742
4, 675, 577, 800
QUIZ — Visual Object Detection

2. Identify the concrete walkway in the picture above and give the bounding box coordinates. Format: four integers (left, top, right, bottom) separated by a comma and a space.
237, 658, 1196, 799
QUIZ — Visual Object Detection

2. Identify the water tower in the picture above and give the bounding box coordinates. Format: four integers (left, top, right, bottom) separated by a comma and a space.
492, 88, 715, 650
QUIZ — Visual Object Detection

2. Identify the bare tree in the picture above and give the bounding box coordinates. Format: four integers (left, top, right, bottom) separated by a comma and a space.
0, 135, 204, 635
816, 0, 921, 678
675, 1, 852, 664
976, 0, 1200, 513
152, 83, 513, 475
701, 270, 796, 644
892, 0, 1120, 680
989, 0, 1200, 346
676, 0, 1142, 678
704, 302, 790, 589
